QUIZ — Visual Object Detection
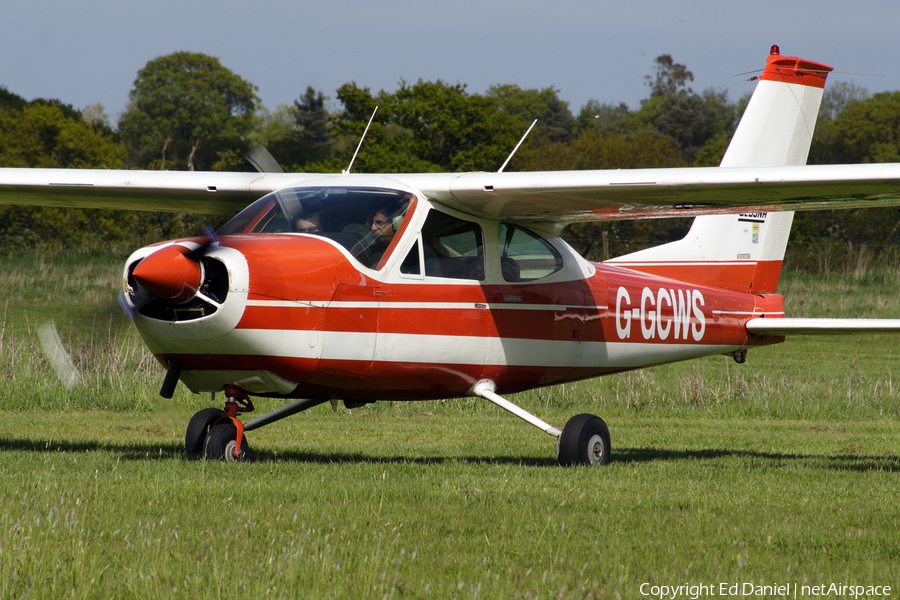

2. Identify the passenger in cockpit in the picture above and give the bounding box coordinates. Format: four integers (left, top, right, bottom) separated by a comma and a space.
294, 212, 323, 234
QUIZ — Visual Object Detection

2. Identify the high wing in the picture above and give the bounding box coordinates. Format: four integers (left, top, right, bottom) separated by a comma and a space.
408, 164, 900, 223
3, 164, 900, 224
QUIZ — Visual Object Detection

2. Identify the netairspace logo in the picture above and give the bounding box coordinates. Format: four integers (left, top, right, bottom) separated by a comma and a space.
639, 582, 892, 599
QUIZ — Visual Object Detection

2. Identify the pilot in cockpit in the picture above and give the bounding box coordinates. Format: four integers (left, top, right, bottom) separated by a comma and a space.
367, 206, 397, 264
366, 202, 412, 265
368, 207, 396, 242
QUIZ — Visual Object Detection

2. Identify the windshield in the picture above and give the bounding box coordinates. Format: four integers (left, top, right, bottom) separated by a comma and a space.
218, 186, 415, 269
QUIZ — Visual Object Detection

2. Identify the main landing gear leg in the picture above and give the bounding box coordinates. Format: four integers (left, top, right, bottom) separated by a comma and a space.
469, 380, 611, 467
185, 386, 255, 461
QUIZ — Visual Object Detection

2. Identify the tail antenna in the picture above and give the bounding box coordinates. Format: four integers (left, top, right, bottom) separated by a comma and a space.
343, 106, 378, 176
498, 119, 537, 173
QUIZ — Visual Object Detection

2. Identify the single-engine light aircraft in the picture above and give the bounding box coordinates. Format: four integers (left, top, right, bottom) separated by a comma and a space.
3, 46, 900, 465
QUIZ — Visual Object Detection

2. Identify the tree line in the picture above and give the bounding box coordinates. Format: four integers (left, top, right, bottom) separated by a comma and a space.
0, 51, 898, 259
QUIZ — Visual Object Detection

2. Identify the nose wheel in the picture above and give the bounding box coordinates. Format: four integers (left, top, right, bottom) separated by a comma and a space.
205, 421, 251, 461
184, 386, 254, 461
185, 407, 224, 458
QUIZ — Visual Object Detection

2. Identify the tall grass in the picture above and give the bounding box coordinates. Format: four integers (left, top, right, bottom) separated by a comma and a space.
783, 243, 900, 287
0, 251, 182, 412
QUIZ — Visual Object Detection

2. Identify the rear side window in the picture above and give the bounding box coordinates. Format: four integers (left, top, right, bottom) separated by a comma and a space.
421, 211, 484, 281
498, 223, 563, 282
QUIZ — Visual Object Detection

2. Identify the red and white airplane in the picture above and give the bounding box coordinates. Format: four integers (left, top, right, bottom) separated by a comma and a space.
3, 46, 900, 465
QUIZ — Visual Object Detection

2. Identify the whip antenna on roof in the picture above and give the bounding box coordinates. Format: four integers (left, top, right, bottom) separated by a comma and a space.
498, 119, 537, 173
343, 106, 378, 176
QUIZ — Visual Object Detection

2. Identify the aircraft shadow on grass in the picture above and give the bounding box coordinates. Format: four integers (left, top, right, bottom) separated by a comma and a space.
1, 436, 898, 473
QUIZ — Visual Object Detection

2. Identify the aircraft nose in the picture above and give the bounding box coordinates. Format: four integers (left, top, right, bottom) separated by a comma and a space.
132, 245, 203, 303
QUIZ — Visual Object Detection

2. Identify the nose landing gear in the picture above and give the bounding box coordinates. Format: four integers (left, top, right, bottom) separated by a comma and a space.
184, 386, 254, 461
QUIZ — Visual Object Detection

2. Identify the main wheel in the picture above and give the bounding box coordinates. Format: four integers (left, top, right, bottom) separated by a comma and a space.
185, 408, 224, 458
205, 422, 250, 462
557, 413, 611, 466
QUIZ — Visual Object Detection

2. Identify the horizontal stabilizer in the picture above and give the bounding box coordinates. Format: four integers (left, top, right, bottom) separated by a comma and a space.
746, 318, 900, 336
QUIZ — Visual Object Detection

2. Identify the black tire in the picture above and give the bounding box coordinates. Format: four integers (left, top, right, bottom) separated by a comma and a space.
204, 422, 250, 462
185, 408, 224, 458
557, 413, 611, 466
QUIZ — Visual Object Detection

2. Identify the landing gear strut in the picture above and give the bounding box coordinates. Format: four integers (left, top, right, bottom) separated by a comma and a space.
469, 380, 612, 466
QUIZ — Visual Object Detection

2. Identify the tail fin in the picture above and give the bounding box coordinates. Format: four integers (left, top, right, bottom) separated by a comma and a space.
608, 46, 832, 293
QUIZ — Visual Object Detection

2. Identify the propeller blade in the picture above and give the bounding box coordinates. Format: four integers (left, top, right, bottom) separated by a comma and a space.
37, 320, 83, 387
184, 225, 219, 262
118, 291, 136, 320
245, 144, 284, 174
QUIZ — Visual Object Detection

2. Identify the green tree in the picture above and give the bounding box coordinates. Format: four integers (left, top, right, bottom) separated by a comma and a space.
0, 85, 27, 111
295, 87, 331, 148
645, 54, 694, 97
0, 96, 223, 253
630, 56, 738, 164
487, 84, 577, 143
818, 81, 869, 123
118, 52, 259, 171
304, 81, 438, 174
796, 90, 900, 251
810, 91, 900, 164
577, 100, 630, 134
311, 80, 524, 174
516, 129, 684, 172
0, 103, 124, 169
260, 87, 334, 170
386, 80, 522, 171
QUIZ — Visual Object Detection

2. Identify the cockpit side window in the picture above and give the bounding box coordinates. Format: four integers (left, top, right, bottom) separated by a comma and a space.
421, 210, 484, 281
498, 223, 563, 282
217, 187, 415, 269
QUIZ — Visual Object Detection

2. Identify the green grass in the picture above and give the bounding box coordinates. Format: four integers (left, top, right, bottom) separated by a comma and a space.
0, 250, 898, 598
1, 411, 898, 598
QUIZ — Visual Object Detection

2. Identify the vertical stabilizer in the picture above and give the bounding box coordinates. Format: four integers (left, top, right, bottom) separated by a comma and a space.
608, 46, 832, 293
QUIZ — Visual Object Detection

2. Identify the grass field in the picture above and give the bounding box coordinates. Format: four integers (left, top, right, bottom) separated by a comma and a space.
0, 250, 898, 598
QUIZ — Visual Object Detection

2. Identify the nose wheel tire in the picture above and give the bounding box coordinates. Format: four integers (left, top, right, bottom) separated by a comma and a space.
557, 413, 611, 466
185, 408, 224, 458
205, 422, 250, 462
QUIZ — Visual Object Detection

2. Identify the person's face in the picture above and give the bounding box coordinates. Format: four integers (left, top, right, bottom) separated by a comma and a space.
369, 211, 394, 241
295, 214, 321, 233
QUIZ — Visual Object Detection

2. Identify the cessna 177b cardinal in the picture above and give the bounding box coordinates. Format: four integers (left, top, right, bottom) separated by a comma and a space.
2, 46, 900, 466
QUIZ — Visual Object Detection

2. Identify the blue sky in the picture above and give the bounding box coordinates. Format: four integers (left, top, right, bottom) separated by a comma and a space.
3, 0, 898, 124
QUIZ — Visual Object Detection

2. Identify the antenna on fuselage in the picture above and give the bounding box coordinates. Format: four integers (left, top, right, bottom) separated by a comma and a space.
497, 119, 537, 173
343, 106, 378, 176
